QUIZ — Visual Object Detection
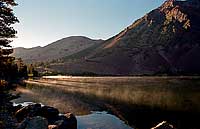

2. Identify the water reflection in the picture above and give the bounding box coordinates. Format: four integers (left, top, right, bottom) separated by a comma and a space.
12, 77, 200, 129
78, 111, 132, 129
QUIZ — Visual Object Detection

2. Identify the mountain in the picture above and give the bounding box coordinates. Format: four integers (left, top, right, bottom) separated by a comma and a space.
12, 36, 103, 63
50, 0, 200, 75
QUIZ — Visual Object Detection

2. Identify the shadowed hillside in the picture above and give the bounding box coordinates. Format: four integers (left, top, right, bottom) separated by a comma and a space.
12, 36, 103, 63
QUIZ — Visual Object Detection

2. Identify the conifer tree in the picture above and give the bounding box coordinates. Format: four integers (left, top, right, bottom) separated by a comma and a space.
0, 0, 18, 80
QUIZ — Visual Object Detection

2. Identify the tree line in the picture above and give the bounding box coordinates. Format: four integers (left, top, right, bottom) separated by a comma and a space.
0, 0, 35, 83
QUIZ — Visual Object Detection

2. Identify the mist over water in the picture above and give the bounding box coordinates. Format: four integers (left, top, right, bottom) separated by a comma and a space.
12, 77, 200, 129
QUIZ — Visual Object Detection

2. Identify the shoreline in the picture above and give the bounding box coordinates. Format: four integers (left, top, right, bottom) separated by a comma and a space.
0, 84, 77, 129
41, 75, 200, 79
23, 77, 200, 129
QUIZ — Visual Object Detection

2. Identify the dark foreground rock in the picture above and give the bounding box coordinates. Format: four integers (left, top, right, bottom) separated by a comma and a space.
0, 89, 18, 129
17, 116, 48, 129
16, 104, 77, 129
15, 104, 42, 122
41, 106, 59, 120
151, 121, 175, 129
52, 113, 77, 129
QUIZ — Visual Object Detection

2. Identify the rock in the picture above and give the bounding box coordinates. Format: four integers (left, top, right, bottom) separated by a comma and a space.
29, 104, 42, 117
15, 104, 42, 122
151, 121, 175, 129
15, 106, 31, 122
17, 118, 30, 129
26, 116, 48, 129
48, 125, 58, 129
41, 106, 59, 119
15, 104, 60, 122
17, 116, 48, 129
15, 104, 76, 129
64, 113, 77, 129
14, 104, 23, 113
54, 120, 65, 129
54, 113, 77, 129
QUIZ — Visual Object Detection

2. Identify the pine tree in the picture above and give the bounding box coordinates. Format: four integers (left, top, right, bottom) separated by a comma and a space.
0, 0, 18, 80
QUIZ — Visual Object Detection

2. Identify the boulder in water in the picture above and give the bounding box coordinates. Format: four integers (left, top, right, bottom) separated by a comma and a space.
54, 113, 77, 129
15, 104, 77, 129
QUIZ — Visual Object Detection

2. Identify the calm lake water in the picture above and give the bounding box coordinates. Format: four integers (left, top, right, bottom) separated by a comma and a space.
12, 77, 200, 129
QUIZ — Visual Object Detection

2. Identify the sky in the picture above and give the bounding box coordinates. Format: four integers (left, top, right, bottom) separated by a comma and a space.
11, 0, 166, 48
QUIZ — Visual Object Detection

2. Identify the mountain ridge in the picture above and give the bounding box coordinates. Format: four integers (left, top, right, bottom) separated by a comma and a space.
54, 0, 200, 75
13, 0, 200, 75
12, 36, 103, 63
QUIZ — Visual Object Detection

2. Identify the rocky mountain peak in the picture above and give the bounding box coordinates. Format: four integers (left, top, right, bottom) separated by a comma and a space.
104, 0, 193, 48
156, 0, 194, 30
160, 0, 176, 9
160, 0, 200, 10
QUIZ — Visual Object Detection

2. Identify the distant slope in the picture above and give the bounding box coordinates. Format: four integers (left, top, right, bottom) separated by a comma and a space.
12, 36, 103, 63
51, 0, 200, 75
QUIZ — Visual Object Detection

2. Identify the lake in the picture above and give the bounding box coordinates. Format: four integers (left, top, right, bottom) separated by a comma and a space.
12, 76, 200, 129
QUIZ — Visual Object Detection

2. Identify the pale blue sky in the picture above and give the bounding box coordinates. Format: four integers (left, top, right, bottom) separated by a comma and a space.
12, 0, 165, 48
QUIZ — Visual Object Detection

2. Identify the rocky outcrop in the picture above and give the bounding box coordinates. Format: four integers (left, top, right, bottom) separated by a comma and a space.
15, 104, 77, 129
